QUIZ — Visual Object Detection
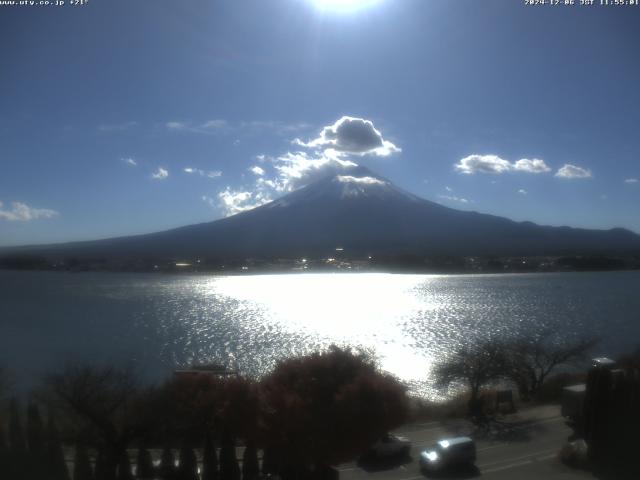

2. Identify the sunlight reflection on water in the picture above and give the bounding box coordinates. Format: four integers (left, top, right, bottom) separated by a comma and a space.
147, 273, 445, 396
3, 270, 640, 399
132, 271, 640, 399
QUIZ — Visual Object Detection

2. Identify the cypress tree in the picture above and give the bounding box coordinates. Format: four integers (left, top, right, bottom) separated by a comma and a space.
158, 447, 176, 480
177, 445, 198, 480
26, 403, 46, 456
116, 452, 134, 480
219, 430, 240, 480
73, 444, 94, 480
260, 447, 278, 476
27, 402, 47, 477
0, 421, 13, 480
95, 449, 109, 480
9, 398, 26, 456
9, 398, 27, 480
46, 410, 70, 480
241, 442, 259, 480
201, 432, 218, 480
135, 447, 154, 479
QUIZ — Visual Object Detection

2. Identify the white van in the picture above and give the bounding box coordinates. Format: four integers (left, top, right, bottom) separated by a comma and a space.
419, 436, 476, 472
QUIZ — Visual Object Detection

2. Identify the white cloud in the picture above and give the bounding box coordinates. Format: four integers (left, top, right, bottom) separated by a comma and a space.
212, 116, 398, 217
250, 166, 265, 176
445, 186, 453, 192
213, 150, 358, 217
166, 121, 187, 130
294, 116, 400, 157
438, 195, 470, 204
256, 178, 280, 190
624, 178, 638, 184
239, 120, 312, 135
201, 119, 227, 129
184, 167, 222, 178
273, 151, 357, 191
166, 120, 228, 134
166, 119, 307, 136
0, 201, 58, 222
555, 164, 592, 179
151, 167, 169, 180
122, 157, 137, 167
216, 188, 272, 216
201, 196, 216, 208
455, 155, 512, 175
336, 175, 386, 185
518, 189, 527, 195
455, 155, 551, 175
98, 121, 138, 133
513, 158, 551, 173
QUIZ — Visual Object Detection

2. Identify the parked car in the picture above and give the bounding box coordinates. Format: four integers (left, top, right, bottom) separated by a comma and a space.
419, 436, 476, 473
364, 433, 411, 459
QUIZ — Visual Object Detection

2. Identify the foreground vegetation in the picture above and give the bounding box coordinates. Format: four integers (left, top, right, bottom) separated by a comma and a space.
1, 335, 635, 479
0, 347, 408, 480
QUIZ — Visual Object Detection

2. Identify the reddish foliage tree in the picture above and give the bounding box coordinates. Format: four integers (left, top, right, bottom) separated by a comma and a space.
259, 346, 409, 472
161, 374, 260, 443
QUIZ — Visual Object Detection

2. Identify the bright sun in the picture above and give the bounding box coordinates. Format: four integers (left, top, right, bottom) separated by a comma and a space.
311, 0, 383, 13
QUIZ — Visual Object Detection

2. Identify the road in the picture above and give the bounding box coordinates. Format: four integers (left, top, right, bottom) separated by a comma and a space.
337, 405, 595, 480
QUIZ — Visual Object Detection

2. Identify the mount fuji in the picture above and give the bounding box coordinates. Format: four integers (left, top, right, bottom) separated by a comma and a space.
4, 165, 640, 260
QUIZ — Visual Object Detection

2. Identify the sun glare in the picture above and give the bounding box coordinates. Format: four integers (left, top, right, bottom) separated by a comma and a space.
208, 273, 439, 386
310, 0, 383, 13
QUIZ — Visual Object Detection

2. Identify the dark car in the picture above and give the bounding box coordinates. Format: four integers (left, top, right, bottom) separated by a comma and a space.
364, 433, 411, 459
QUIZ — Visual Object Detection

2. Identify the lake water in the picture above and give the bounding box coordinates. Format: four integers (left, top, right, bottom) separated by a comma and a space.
1, 270, 639, 398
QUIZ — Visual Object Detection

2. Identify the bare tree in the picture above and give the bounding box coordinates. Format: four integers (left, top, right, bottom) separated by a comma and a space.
433, 340, 508, 417
45, 363, 157, 480
504, 332, 597, 400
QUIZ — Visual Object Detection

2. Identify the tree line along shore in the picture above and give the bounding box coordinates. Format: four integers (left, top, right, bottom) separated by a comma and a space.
1, 252, 639, 274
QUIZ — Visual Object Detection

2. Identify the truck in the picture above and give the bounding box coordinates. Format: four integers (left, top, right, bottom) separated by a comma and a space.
561, 384, 586, 423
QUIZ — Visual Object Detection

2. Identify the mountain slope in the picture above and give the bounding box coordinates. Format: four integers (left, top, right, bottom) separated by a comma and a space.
3, 166, 640, 259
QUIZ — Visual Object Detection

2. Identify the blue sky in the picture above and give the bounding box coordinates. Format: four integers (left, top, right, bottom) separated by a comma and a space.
1, 0, 639, 246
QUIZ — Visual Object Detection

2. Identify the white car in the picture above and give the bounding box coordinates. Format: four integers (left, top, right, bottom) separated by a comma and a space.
419, 436, 476, 472
365, 433, 411, 459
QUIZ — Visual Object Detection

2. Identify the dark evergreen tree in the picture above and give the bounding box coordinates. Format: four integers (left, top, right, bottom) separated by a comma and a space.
116, 452, 134, 480
26, 403, 46, 456
0, 421, 13, 480
584, 367, 612, 463
135, 448, 154, 479
95, 449, 110, 480
177, 445, 198, 480
9, 398, 26, 455
27, 402, 47, 477
8, 398, 27, 480
260, 447, 278, 476
73, 444, 94, 480
46, 410, 70, 480
241, 442, 259, 480
219, 430, 240, 480
201, 432, 218, 480
158, 447, 177, 480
